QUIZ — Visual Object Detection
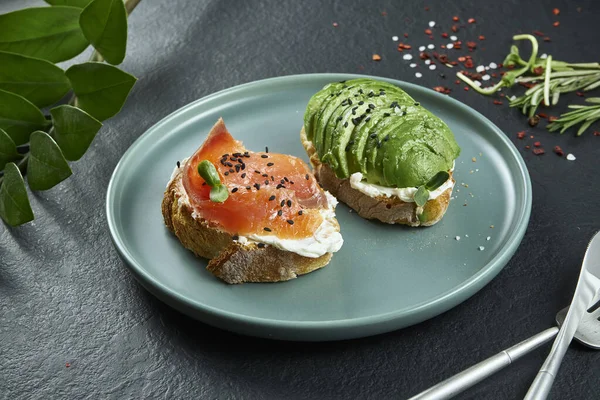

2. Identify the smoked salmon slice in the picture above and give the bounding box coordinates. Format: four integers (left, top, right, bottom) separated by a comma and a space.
182, 119, 329, 239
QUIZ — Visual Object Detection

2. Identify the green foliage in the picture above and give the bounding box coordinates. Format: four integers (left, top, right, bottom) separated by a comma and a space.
27, 131, 73, 191
0, 51, 71, 108
0, 0, 138, 226
0, 7, 89, 63
51, 105, 102, 161
80, 0, 128, 65
0, 163, 34, 226
66, 62, 137, 121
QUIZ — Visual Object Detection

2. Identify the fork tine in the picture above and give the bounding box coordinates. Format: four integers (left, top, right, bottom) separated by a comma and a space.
588, 288, 600, 313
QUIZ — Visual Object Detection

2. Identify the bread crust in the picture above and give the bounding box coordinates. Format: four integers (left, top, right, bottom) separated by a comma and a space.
300, 127, 453, 227
162, 167, 332, 284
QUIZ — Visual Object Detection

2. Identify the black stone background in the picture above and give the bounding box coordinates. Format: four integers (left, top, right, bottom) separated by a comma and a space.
1, 0, 599, 398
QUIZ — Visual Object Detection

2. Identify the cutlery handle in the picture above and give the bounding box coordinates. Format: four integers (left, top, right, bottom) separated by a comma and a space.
408, 328, 558, 400
522, 372, 555, 400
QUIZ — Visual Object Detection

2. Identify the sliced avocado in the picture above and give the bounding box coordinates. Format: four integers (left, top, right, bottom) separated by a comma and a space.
303, 81, 346, 141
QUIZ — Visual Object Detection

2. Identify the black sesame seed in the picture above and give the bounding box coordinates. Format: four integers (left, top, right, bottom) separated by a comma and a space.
343, 122, 348, 128
368, 104, 375, 109
176, 161, 180, 168
241, 173, 246, 178
264, 227, 272, 232
261, 154, 268, 159
202, 182, 207, 186
384, 113, 391, 117
365, 117, 371, 122
284, 177, 289, 182
365, 108, 371, 113
337, 116, 343, 121
240, 162, 245, 170
224, 172, 229, 176
254, 183, 260, 190
298, 210, 303, 215
265, 146, 269, 153
280, 200, 285, 207
257, 243, 265, 248
370, 133, 377, 138
290, 181, 294, 184
232, 187, 238, 193
358, 89, 364, 94
358, 101, 364, 105
287, 219, 294, 225
264, 180, 269, 185
287, 200, 292, 207
267, 162, 274, 167
305, 174, 309, 180
246, 186, 251, 190
345, 144, 351, 151
341, 99, 348, 106
348, 99, 353, 106
244, 152, 250, 158
222, 153, 229, 157
229, 168, 234, 173
271, 175, 275, 181
384, 134, 390, 142
232, 235, 239, 240
226, 162, 233, 167
280, 179, 285, 184
261, 174, 267, 178
368, 92, 374, 97
414, 102, 420, 106
235, 164, 240, 172
255, 170, 261, 174
348, 140, 355, 145
277, 210, 283, 216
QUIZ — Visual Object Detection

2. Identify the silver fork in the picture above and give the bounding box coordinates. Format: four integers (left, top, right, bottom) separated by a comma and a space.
409, 231, 600, 400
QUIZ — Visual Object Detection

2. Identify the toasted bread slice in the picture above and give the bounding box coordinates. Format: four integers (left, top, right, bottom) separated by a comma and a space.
162, 166, 332, 284
300, 127, 453, 227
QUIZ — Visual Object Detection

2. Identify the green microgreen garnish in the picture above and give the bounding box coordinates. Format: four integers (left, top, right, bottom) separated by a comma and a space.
414, 170, 451, 207
414, 186, 429, 207
197, 160, 228, 203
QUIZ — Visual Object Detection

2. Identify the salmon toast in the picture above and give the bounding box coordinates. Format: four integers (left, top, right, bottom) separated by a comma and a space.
162, 118, 343, 284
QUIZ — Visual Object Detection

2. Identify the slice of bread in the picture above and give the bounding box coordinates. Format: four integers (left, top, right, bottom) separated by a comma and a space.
162, 166, 332, 284
300, 127, 453, 227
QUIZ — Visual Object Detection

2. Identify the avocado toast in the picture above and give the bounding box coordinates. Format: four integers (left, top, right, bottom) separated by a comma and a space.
301, 78, 461, 226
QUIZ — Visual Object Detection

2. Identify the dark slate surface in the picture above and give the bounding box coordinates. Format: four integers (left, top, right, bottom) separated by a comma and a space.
1, 0, 599, 398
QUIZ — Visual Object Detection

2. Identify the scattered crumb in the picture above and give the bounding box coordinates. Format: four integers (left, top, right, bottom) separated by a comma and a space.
465, 234, 469, 238
455, 236, 461, 241
372, 54, 381, 61
490, 225, 494, 228
478, 246, 485, 251
486, 236, 491, 241
472, 157, 477, 162
332, 22, 339, 27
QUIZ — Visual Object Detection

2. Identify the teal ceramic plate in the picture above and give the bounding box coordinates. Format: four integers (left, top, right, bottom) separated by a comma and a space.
106, 74, 531, 341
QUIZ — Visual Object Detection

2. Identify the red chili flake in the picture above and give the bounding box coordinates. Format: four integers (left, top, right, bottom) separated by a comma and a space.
467, 41, 477, 49
453, 16, 459, 22
468, 18, 476, 24
544, 37, 551, 42
493, 100, 503, 105
433, 86, 452, 94
381, 11, 387, 16
458, 56, 466, 62
332, 22, 339, 27
519, 81, 536, 89
538, 113, 548, 119
491, 73, 498, 78
66, 362, 71, 368
594, 131, 600, 136
525, 145, 531, 149
533, 30, 545, 37
425, 6, 430, 11
529, 115, 540, 127
372, 54, 381, 61
438, 54, 449, 63
534, 141, 541, 147
455, 80, 461, 84
425, 28, 433, 35
548, 116, 558, 122
404, 33, 409, 38
464, 86, 469, 91
450, 61, 459, 66
533, 66, 544, 75
402, 44, 411, 49
442, 32, 449, 38
553, 21, 560, 27
479, 35, 486, 40
429, 35, 434, 40
499, 92, 505, 97
498, 63, 503, 68
553, 146, 564, 156
451, 25, 459, 32
553, 8, 560, 15
464, 59, 474, 68
533, 148, 545, 155
441, 44, 446, 49
517, 131, 526, 139
576, 91, 585, 97
420, 52, 430, 60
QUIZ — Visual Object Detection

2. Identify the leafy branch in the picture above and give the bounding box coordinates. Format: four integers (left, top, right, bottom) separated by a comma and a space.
0, 0, 141, 226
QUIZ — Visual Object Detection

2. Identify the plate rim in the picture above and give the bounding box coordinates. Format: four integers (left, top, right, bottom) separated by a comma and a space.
106, 73, 532, 339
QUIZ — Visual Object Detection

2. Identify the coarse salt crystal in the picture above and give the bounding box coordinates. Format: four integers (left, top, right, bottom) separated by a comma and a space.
392, 36, 399, 41
566, 153, 576, 161
403, 54, 413, 60
482, 74, 491, 81
410, 63, 417, 68
427, 44, 435, 49
474, 80, 482, 87
425, 59, 431, 65
429, 64, 436, 70
455, 236, 461, 241
419, 45, 426, 51
478, 246, 485, 251
476, 65, 485, 72
465, 234, 469, 238
485, 66, 490, 70
489, 62, 498, 69
429, 21, 436, 27
450, 35, 458, 41
447, 43, 454, 49
415, 72, 423, 78
509, 95, 517, 101
540, 53, 548, 59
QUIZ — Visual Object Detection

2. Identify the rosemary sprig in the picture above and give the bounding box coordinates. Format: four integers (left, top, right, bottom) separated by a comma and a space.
546, 98, 600, 136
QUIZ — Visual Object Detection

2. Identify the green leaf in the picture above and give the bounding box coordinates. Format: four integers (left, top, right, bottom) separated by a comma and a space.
0, 89, 49, 145
414, 186, 429, 207
66, 62, 136, 121
0, 7, 89, 63
197, 160, 221, 187
425, 171, 450, 191
0, 128, 22, 170
79, 0, 128, 65
0, 162, 34, 226
27, 131, 72, 191
50, 105, 102, 161
0, 51, 71, 108
45, 0, 94, 7
210, 184, 229, 203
